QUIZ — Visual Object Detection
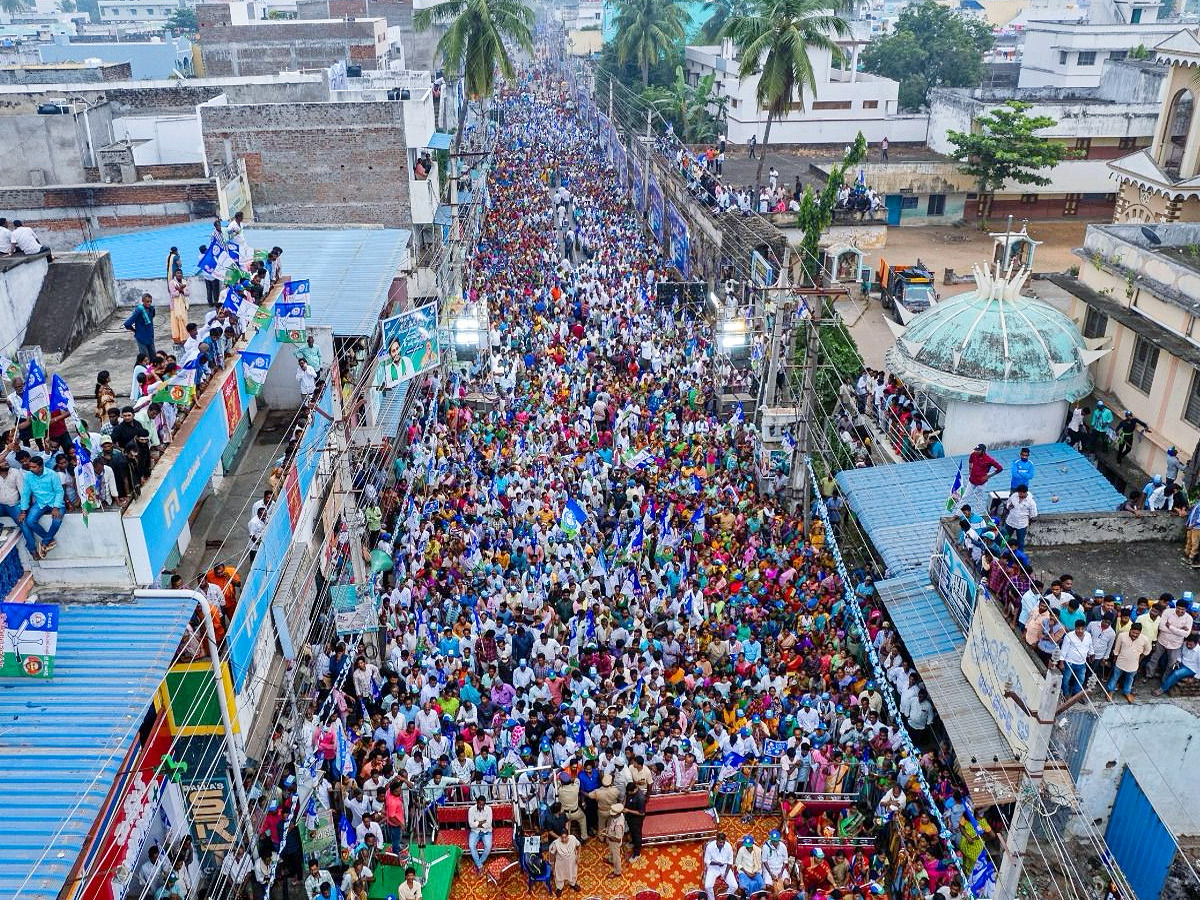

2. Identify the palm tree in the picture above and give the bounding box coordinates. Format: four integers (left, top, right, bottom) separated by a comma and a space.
697, 0, 751, 44
722, 0, 849, 184
611, 0, 687, 88
415, 0, 534, 151
644, 65, 727, 143
2, 0, 27, 16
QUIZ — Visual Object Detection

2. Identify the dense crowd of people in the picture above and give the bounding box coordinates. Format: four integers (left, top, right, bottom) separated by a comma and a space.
210, 71, 997, 900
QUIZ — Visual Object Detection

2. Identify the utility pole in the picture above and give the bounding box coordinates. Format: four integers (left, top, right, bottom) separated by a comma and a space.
796, 292, 821, 533
760, 246, 792, 412
646, 108, 651, 141
608, 80, 613, 121
995, 661, 1063, 900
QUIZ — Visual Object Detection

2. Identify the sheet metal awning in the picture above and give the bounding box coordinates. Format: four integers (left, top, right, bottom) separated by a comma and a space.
425, 132, 453, 150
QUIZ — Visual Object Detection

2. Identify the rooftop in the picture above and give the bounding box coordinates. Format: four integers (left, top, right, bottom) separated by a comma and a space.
76, 222, 412, 337
0, 588, 192, 900
836, 442, 1125, 576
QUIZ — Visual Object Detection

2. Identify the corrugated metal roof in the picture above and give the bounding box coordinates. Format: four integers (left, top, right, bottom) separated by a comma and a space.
874, 571, 964, 661
0, 594, 192, 900
376, 380, 411, 439
75, 224, 412, 338
835, 443, 1124, 576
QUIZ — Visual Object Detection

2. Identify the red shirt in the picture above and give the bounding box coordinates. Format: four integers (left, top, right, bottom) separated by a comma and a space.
968, 450, 1002, 486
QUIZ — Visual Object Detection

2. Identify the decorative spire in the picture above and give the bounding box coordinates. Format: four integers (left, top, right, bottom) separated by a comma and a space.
970, 260, 1031, 301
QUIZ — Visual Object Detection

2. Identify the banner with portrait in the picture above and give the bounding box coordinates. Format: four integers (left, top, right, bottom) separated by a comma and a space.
631, 154, 645, 212
666, 201, 691, 278
647, 175, 664, 246
614, 142, 628, 195
597, 112, 610, 151
374, 301, 440, 391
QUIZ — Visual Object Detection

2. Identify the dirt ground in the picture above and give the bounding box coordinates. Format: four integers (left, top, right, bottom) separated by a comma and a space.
828, 219, 1092, 370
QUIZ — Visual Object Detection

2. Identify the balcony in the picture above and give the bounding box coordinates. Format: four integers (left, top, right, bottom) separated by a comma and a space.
410, 159, 439, 224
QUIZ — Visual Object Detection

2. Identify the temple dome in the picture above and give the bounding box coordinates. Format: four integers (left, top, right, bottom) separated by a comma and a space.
883, 266, 1094, 406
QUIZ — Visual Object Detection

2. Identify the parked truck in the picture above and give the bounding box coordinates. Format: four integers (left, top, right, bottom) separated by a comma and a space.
877, 259, 938, 323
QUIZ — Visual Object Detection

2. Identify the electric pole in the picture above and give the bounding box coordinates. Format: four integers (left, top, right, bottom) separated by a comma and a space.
995, 661, 1063, 900
796, 293, 820, 534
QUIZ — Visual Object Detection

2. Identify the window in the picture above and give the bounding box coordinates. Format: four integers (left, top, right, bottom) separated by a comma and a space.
1059, 50, 1069, 65
1128, 334, 1160, 394
900, 196, 919, 210
862, 99, 879, 109
1130, 8, 1142, 22
927, 194, 946, 215
1021, 193, 1038, 204
1078, 50, 1097, 66
1119, 136, 1139, 150
811, 100, 852, 110
1110, 49, 1128, 60
1185, 369, 1200, 428
1083, 306, 1109, 339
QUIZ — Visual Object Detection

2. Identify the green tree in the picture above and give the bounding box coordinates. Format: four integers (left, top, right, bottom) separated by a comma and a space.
165, 6, 197, 33
722, 0, 850, 184
1, 0, 27, 15
415, 0, 534, 151
642, 64, 727, 142
946, 100, 1068, 218
611, 0, 687, 88
861, 0, 993, 111
58, 0, 76, 12
697, 0, 751, 43
795, 132, 866, 284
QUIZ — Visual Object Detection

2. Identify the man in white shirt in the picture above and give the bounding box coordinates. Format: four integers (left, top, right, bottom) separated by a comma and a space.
10, 221, 42, 255
467, 795, 494, 871
247, 506, 267, 560
1085, 616, 1117, 682
1059, 619, 1093, 697
1003, 484, 1038, 551
0, 218, 12, 255
761, 829, 792, 891
297, 357, 317, 405
702, 833, 737, 900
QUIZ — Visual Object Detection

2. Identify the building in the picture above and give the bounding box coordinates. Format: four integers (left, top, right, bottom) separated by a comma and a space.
97, 0, 188, 24
197, 1, 391, 77
38, 34, 193, 79
927, 58, 1165, 220
811, 152, 978, 225
1047, 222, 1200, 480
1109, 28, 1200, 223
884, 264, 1098, 453
295, 0, 444, 70
1016, 0, 1192, 89
685, 35, 927, 146
0, 60, 132, 83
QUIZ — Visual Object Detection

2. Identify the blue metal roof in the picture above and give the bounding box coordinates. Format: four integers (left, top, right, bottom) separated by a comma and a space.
835, 442, 1124, 576
376, 380, 412, 439
874, 571, 965, 660
0, 594, 192, 900
76, 224, 412, 338
426, 132, 453, 150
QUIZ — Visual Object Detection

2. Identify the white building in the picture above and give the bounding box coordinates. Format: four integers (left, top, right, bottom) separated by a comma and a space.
685, 35, 927, 146
97, 0, 189, 24
1017, 0, 1194, 88
927, 58, 1164, 219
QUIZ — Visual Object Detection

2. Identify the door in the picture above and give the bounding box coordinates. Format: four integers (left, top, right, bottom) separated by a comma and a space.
885, 194, 902, 226
1104, 767, 1175, 900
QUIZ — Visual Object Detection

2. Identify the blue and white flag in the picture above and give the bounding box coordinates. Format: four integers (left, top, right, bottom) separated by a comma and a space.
560, 498, 588, 537
690, 474, 703, 494
763, 739, 787, 758
969, 851, 996, 897
49, 374, 77, 418
782, 429, 797, 452
946, 461, 965, 512
628, 521, 644, 553
335, 722, 356, 778
730, 402, 744, 429
689, 504, 706, 528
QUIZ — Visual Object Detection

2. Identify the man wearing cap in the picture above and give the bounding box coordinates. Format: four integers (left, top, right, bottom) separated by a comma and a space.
702, 832, 737, 900
962, 443, 1002, 514
1157, 633, 1200, 696
762, 829, 792, 894
735, 835, 765, 894
588, 771, 621, 837
601, 802, 626, 877
556, 770, 588, 841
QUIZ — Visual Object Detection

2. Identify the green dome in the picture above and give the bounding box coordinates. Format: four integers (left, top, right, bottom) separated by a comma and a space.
883, 276, 1093, 405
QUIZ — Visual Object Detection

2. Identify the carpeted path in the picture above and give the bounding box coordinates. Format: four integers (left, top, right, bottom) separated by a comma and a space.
448, 817, 779, 900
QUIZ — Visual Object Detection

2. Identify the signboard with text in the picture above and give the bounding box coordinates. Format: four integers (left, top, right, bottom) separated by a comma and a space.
0, 601, 58, 678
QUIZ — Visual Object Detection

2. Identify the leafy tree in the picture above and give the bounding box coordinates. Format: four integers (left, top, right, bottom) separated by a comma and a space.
415, 0, 534, 151
74, 0, 98, 22
697, 0, 751, 43
1, 0, 27, 15
946, 100, 1069, 217
861, 0, 993, 111
723, 0, 850, 184
58, 0, 76, 12
795, 132, 866, 284
642, 64, 727, 142
165, 6, 197, 33
611, 0, 687, 88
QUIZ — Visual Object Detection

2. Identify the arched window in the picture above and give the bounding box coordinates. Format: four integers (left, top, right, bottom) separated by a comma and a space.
1162, 88, 1194, 177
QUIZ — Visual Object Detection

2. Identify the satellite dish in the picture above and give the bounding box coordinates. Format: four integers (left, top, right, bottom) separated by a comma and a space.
1140, 225, 1162, 246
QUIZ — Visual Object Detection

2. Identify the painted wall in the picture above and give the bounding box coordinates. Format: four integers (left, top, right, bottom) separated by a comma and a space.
0, 254, 48, 353
113, 114, 204, 165
942, 398, 1067, 455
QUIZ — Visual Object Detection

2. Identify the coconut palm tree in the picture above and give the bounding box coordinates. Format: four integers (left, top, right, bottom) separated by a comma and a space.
697, 0, 751, 44
2, 0, 27, 16
722, 0, 849, 183
643, 65, 727, 143
415, 0, 534, 151
611, 0, 687, 88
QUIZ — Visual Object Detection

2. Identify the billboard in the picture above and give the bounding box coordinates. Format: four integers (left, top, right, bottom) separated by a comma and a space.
374, 301, 440, 392
0, 601, 58, 678
631, 154, 644, 211
647, 176, 664, 246
666, 201, 690, 278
